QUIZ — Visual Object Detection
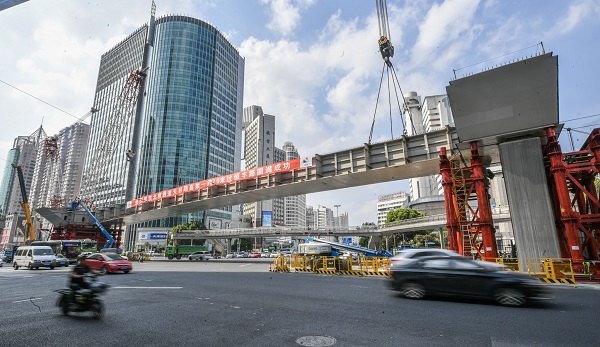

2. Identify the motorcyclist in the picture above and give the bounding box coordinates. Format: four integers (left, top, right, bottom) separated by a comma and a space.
69, 254, 98, 301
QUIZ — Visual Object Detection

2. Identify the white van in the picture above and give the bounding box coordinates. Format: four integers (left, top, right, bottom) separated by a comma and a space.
13, 246, 57, 270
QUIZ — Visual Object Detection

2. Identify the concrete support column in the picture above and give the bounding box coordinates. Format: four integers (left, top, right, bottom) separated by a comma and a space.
500, 137, 561, 267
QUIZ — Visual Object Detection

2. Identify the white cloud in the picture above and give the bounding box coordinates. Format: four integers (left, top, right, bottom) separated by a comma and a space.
411, 0, 481, 69
553, 0, 599, 35
261, 0, 316, 36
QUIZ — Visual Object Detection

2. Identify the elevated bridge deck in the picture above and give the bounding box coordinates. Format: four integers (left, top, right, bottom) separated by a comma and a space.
101, 126, 499, 225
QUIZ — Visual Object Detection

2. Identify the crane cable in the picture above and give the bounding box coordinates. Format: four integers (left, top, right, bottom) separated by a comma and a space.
369, 0, 416, 144
376, 0, 392, 42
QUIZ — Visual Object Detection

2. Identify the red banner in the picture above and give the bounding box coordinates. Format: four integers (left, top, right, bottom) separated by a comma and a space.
129, 158, 301, 207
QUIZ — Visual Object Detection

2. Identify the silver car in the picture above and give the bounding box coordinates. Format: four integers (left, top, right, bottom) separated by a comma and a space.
188, 251, 212, 261
389, 248, 461, 265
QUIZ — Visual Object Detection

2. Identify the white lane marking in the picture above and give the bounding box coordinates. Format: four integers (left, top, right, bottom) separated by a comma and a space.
112, 286, 182, 289
13, 298, 42, 303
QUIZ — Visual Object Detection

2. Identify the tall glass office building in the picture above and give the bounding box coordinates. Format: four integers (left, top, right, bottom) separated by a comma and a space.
84, 10, 244, 249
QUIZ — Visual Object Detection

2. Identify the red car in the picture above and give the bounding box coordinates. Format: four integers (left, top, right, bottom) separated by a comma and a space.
86, 253, 132, 274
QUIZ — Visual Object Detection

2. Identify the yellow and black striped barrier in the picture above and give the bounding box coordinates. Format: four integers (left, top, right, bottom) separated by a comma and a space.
278, 254, 390, 277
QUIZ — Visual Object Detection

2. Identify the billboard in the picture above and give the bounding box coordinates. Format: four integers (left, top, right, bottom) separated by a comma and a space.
261, 211, 272, 227
446, 53, 558, 143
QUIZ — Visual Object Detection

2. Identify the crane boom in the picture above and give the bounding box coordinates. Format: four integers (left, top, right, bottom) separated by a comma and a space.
68, 200, 116, 249
11, 163, 36, 244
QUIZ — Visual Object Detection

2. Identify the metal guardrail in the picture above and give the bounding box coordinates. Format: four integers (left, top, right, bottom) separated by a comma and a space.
170, 206, 512, 239
380, 206, 511, 230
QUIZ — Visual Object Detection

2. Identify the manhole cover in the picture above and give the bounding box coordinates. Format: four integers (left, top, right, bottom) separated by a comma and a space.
296, 336, 337, 346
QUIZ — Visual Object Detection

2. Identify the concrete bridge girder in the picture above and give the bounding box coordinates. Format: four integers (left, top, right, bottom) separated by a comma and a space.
119, 127, 472, 225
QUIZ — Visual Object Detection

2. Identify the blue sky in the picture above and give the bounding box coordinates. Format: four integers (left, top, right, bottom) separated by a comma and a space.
1, 0, 599, 225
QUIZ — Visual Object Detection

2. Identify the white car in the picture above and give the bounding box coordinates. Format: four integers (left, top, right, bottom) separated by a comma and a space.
188, 251, 212, 261
389, 248, 460, 265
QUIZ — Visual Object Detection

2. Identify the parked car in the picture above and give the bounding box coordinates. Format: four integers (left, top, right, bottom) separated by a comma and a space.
225, 253, 235, 259
249, 252, 261, 258
86, 252, 132, 274
387, 256, 551, 307
188, 251, 212, 261
261, 252, 270, 258
55, 254, 69, 267
389, 248, 460, 265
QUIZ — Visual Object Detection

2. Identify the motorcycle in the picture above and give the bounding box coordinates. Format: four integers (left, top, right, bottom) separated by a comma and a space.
55, 274, 109, 319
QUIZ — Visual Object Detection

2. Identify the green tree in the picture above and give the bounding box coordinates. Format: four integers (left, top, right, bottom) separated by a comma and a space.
410, 233, 442, 248
359, 237, 369, 248
383, 208, 431, 251
385, 208, 424, 223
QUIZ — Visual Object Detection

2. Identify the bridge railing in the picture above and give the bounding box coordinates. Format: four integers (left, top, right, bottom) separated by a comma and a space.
379, 206, 510, 230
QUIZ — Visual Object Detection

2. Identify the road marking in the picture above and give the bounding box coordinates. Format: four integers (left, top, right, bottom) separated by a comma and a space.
13, 298, 42, 303
112, 286, 182, 289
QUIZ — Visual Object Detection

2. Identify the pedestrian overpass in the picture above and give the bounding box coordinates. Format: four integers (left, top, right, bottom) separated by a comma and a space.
170, 206, 511, 239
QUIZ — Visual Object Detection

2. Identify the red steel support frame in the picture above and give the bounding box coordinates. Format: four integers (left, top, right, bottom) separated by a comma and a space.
545, 128, 600, 273
439, 147, 459, 251
469, 142, 498, 260
439, 143, 498, 261
544, 128, 585, 263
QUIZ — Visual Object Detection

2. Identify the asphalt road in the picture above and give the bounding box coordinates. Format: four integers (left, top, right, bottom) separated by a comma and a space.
1, 259, 599, 347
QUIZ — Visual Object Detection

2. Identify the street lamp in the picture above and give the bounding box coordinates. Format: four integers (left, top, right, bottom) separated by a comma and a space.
334, 204, 341, 230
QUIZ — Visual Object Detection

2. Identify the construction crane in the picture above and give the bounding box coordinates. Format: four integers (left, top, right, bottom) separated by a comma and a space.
79, 67, 148, 204
369, 0, 415, 144
11, 164, 36, 245
67, 67, 148, 249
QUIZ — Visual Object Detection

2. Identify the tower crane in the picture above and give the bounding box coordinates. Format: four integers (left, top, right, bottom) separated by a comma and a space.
78, 67, 148, 204
369, 0, 415, 144
69, 67, 148, 249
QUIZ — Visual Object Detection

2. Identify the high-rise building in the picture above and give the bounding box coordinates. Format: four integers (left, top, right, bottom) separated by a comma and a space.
242, 107, 307, 228
282, 141, 306, 227
83, 10, 244, 249
29, 122, 90, 235
405, 92, 454, 201
0, 126, 46, 245
30, 122, 90, 211
377, 191, 409, 226
242, 105, 278, 227
306, 205, 334, 230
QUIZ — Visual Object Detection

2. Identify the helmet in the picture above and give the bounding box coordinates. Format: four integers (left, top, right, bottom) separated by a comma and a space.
77, 254, 87, 261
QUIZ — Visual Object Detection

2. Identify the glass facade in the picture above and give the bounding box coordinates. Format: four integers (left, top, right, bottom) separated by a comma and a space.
85, 15, 244, 248
83, 26, 147, 206
136, 16, 243, 228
